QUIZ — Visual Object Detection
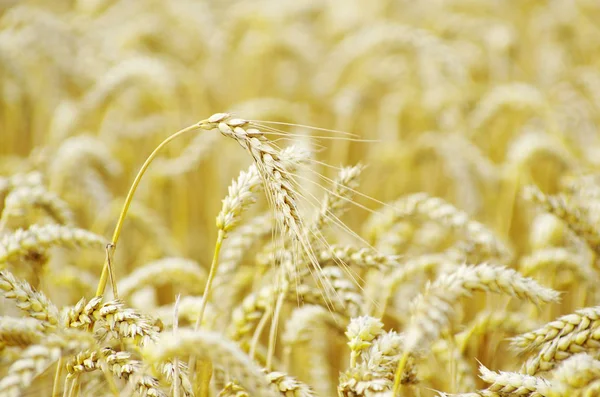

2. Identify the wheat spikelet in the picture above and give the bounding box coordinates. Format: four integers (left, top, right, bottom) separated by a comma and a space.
217, 382, 249, 397
64, 296, 158, 345
117, 257, 207, 299
65, 349, 101, 378
212, 212, 272, 301
228, 285, 275, 342
0, 185, 75, 226
48, 135, 121, 193
523, 185, 600, 255
519, 248, 595, 282
367, 193, 511, 261
216, 164, 263, 236
155, 296, 216, 328
295, 266, 364, 317
161, 361, 194, 397
318, 245, 397, 272
346, 316, 385, 361
511, 306, 600, 354
0, 269, 59, 329
311, 164, 363, 232
0, 224, 106, 267
0, 329, 95, 396
144, 328, 279, 397
0, 316, 44, 349
133, 374, 168, 397
340, 328, 417, 396
470, 83, 545, 130
550, 353, 600, 395
265, 371, 317, 397
199, 114, 311, 253
478, 364, 552, 396
405, 263, 559, 354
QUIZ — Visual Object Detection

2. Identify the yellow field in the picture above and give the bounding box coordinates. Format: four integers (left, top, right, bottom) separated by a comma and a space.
1, 0, 600, 396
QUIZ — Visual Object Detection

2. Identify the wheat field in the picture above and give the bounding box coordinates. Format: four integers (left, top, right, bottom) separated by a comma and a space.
1, 0, 600, 396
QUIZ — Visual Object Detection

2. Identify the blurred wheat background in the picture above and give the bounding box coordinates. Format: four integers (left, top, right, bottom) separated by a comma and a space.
1, 0, 600, 396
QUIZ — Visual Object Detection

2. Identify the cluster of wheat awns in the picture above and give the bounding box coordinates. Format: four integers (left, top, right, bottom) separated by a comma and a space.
2, 0, 600, 396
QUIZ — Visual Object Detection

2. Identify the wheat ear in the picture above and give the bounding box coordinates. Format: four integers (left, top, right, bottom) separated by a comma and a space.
0, 269, 59, 329
144, 328, 279, 397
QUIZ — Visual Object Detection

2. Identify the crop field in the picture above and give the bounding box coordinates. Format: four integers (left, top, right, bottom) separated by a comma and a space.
1, 0, 600, 396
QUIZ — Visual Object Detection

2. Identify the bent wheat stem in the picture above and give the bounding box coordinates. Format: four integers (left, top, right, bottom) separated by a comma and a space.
95, 123, 201, 297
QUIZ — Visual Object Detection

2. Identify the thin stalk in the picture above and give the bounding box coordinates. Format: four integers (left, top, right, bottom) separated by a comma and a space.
52, 357, 63, 397
393, 352, 409, 394
94, 123, 201, 297
266, 269, 287, 370
189, 229, 226, 384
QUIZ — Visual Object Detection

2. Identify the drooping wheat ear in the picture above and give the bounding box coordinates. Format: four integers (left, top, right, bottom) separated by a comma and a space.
431, 338, 476, 391
0, 316, 44, 349
216, 164, 263, 236
404, 263, 559, 354
0, 185, 75, 226
0, 270, 59, 329
311, 164, 363, 232
144, 329, 280, 397
523, 185, 600, 255
0, 329, 95, 396
519, 248, 596, 282
455, 310, 539, 352
511, 306, 600, 354
318, 244, 398, 272
117, 257, 207, 299
217, 382, 249, 397
0, 224, 107, 267
551, 354, 600, 395
199, 114, 309, 245
265, 371, 317, 397
478, 364, 552, 396
64, 297, 158, 345
366, 193, 511, 261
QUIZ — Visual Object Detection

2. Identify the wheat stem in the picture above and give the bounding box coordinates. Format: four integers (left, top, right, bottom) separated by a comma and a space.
95, 123, 201, 297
